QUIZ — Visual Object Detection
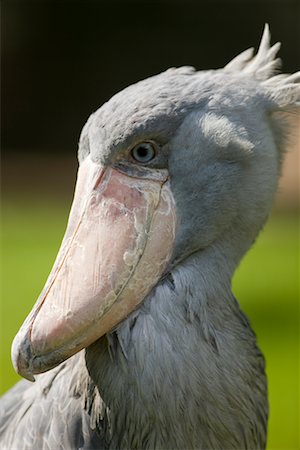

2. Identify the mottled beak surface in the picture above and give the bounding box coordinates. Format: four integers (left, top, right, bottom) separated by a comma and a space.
12, 156, 176, 380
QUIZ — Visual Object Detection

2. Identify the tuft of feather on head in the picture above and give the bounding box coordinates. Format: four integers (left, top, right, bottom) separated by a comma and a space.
225, 23, 300, 112
224, 23, 299, 165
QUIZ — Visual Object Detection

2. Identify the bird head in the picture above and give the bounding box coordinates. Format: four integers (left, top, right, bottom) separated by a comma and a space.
12, 25, 299, 381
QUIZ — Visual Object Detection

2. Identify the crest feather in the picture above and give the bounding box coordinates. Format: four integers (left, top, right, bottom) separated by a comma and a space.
224, 24, 281, 80
224, 47, 255, 72
225, 24, 300, 111
265, 72, 300, 109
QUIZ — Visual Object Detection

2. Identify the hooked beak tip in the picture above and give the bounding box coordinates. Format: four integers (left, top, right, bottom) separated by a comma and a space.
11, 333, 36, 382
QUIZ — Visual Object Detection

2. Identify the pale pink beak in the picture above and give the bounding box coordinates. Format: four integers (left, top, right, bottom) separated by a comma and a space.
12, 156, 176, 381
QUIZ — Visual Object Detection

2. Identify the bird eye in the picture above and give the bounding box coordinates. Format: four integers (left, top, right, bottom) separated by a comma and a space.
131, 142, 156, 163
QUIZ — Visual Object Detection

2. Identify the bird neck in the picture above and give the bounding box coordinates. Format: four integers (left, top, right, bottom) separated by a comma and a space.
84, 246, 267, 449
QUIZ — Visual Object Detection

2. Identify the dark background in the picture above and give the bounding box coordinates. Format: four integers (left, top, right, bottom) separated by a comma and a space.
2, 0, 299, 156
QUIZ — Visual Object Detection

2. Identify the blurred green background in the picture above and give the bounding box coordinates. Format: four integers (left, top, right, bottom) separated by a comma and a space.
1, 1, 299, 448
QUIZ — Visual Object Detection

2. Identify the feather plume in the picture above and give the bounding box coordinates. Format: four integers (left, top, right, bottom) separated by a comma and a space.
225, 24, 281, 80
225, 24, 300, 111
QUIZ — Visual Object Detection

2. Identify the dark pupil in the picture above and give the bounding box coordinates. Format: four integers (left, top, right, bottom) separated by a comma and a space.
137, 146, 149, 158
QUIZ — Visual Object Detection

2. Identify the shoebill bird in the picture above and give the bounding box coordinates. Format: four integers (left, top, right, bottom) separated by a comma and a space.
1, 25, 299, 449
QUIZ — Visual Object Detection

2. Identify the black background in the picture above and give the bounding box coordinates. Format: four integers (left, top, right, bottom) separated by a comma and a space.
2, 0, 299, 155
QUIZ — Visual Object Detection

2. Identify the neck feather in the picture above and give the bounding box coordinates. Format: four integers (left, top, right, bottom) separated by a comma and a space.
84, 248, 268, 449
